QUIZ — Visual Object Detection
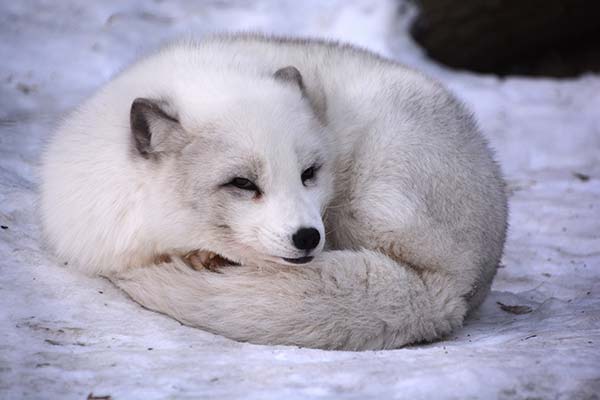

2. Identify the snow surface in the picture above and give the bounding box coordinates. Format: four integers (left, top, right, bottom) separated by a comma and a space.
1, 1, 599, 399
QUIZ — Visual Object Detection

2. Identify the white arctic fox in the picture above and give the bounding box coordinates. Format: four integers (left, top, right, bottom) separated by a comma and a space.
40, 34, 507, 350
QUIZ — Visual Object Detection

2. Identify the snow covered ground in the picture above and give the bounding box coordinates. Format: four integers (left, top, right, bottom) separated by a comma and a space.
1, 1, 599, 398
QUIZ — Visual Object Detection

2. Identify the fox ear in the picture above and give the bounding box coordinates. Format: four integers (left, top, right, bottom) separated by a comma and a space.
273, 66, 327, 124
130, 98, 189, 158
274, 66, 305, 91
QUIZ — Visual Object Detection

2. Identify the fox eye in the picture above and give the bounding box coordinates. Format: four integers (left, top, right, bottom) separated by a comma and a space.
301, 165, 318, 185
229, 177, 259, 192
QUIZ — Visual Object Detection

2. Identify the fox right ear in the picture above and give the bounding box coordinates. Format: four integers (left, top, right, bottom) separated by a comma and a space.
130, 98, 189, 158
273, 66, 327, 125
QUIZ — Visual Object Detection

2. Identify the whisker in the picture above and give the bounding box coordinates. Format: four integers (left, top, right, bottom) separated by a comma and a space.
325, 226, 339, 236
324, 201, 353, 211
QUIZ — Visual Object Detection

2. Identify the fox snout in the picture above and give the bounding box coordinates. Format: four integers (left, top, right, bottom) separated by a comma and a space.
280, 227, 322, 265
292, 227, 321, 251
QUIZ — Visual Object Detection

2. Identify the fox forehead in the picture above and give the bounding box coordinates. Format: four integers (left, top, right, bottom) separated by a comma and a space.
182, 100, 326, 165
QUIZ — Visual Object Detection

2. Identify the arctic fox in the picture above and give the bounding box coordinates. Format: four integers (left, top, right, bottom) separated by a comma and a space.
40, 34, 507, 350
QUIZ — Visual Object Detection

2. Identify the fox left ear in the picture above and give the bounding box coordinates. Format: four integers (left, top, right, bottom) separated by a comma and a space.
130, 98, 190, 159
274, 66, 327, 124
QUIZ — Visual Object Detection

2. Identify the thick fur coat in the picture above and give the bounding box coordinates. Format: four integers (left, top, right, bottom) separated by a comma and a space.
40, 35, 508, 350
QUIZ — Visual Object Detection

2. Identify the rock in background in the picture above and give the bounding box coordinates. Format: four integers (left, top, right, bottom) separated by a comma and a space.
411, 0, 600, 76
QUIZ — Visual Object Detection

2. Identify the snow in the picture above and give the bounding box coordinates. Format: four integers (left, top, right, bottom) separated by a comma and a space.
1, 1, 599, 398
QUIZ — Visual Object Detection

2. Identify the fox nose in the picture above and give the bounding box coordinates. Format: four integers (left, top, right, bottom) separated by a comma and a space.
292, 227, 321, 251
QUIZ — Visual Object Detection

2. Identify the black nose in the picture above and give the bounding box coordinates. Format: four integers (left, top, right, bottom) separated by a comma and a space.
292, 227, 321, 251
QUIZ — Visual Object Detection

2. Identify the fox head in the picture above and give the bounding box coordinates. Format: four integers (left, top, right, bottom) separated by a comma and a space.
131, 66, 334, 266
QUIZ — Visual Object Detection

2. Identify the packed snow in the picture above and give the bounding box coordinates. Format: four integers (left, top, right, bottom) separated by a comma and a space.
1, 1, 599, 399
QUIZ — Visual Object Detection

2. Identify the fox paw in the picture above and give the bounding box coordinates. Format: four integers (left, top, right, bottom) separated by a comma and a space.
182, 250, 233, 273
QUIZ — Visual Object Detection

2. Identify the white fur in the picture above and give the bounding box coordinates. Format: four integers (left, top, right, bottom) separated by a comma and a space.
40, 34, 508, 350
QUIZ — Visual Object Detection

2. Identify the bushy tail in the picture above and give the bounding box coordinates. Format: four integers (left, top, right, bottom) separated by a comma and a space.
112, 250, 467, 350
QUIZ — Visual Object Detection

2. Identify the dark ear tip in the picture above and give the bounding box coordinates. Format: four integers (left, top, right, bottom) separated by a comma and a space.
130, 98, 153, 131
131, 97, 154, 114
131, 97, 179, 124
274, 66, 304, 88
130, 98, 153, 157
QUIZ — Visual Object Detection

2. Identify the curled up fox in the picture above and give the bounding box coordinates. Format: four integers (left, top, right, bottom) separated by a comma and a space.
40, 34, 508, 350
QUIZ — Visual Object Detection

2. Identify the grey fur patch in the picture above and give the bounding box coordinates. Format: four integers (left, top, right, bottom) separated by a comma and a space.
274, 66, 305, 90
